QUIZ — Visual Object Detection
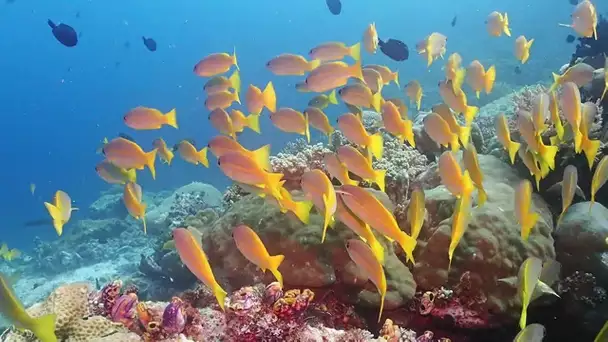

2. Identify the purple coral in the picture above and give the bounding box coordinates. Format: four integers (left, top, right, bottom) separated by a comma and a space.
111, 293, 138, 326
162, 297, 186, 334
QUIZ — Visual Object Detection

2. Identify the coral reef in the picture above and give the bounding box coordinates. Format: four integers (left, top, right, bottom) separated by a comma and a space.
270, 140, 332, 191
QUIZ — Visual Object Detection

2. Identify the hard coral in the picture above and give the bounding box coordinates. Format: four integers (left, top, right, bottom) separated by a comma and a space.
270, 140, 331, 191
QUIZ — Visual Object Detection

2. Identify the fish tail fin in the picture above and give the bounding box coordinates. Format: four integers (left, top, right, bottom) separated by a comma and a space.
453, 68, 466, 93
393, 71, 400, 87
233, 89, 241, 105
450, 134, 460, 152
601, 85, 608, 102
232, 46, 239, 70
484, 65, 496, 94
426, 51, 433, 67
197, 147, 209, 167
214, 284, 228, 311
459, 125, 471, 146
44, 203, 64, 236
574, 130, 583, 153
321, 194, 332, 243
30, 313, 57, 342
142, 214, 147, 235
327, 89, 338, 105
268, 254, 285, 287
252, 144, 272, 171
519, 307, 527, 330
464, 106, 478, 126
308, 59, 321, 71
145, 149, 158, 179
503, 13, 511, 37
262, 82, 277, 113
377, 290, 386, 323
369, 132, 384, 160
350, 59, 364, 81
549, 73, 561, 93
477, 187, 487, 206
293, 200, 313, 224
304, 112, 311, 143
349, 42, 361, 62
371, 92, 383, 112
164, 108, 178, 129
368, 234, 386, 265
398, 232, 417, 265
266, 172, 285, 200
508, 141, 521, 164
404, 120, 416, 147
543, 145, 559, 170
521, 213, 540, 240
127, 168, 137, 182
374, 169, 387, 192
246, 113, 261, 134
229, 70, 241, 95
582, 138, 600, 169
525, 39, 535, 64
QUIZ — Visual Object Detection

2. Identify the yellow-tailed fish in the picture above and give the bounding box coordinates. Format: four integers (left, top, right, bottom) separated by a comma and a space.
486, 11, 511, 37
309, 42, 361, 62
275, 187, 313, 224
386, 98, 408, 118
339, 185, 416, 263
405, 80, 423, 111
381, 101, 415, 147
233, 224, 285, 287
336, 146, 386, 191
362, 68, 384, 94
406, 188, 425, 264
308, 89, 339, 109
463, 143, 487, 206
218, 151, 284, 200
0, 273, 57, 342
438, 151, 475, 198
514, 324, 546, 342
514, 36, 534, 64
496, 113, 521, 164
153, 138, 175, 165
0, 244, 21, 262
518, 147, 545, 190
595, 321, 608, 342
445, 53, 465, 88
173, 228, 228, 310
246, 82, 276, 115
301, 170, 337, 242
557, 165, 578, 224
466, 60, 496, 98
103, 137, 157, 179
363, 23, 379, 54
517, 257, 543, 330
364, 64, 399, 87
560, 82, 583, 152
345, 239, 386, 322
203, 69, 241, 95
174, 140, 209, 167
305, 107, 334, 142
44, 190, 77, 236
266, 54, 320, 76
346, 103, 364, 117
270, 108, 310, 143
193, 49, 238, 77
416, 32, 447, 67
124, 106, 178, 130
550, 63, 594, 92
423, 113, 460, 152
448, 192, 473, 270
516, 111, 558, 170
124, 182, 147, 234
304, 60, 364, 93
95, 160, 137, 184
590, 155, 608, 211
531, 93, 550, 135
438, 80, 479, 125
580, 103, 601, 169
559, 1, 598, 40
205, 90, 240, 111
337, 113, 384, 159
515, 180, 540, 241
323, 152, 358, 186
230, 109, 261, 134
433, 103, 471, 146
549, 91, 565, 145
208, 136, 271, 171
338, 83, 384, 112
335, 196, 384, 264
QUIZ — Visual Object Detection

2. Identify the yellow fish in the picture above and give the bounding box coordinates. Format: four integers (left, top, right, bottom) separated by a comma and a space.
233, 224, 285, 287
516, 111, 559, 170
590, 155, 608, 211
305, 107, 335, 143
152, 138, 175, 165
175, 140, 209, 167
363, 23, 379, 54
486, 11, 511, 37
595, 321, 608, 342
44, 190, 77, 236
548, 91, 565, 145
517, 257, 543, 330
336, 146, 386, 191
323, 153, 358, 186
364, 64, 399, 87
496, 113, 521, 164
345, 239, 386, 322
0, 273, 57, 342
557, 165, 578, 224
561, 82, 584, 153
514, 36, 534, 64
335, 197, 384, 264
380, 101, 415, 147
406, 188, 425, 264
514, 324, 546, 342
433, 103, 470, 146
448, 192, 473, 270
275, 187, 314, 224
466, 60, 496, 98
438, 80, 479, 125
301, 170, 337, 242
580, 103, 601, 169
550, 63, 594, 93
518, 147, 546, 190
438, 151, 475, 198
463, 143, 487, 206
102, 137, 158, 179
337, 113, 384, 160
0, 243, 21, 262
95, 160, 137, 185
308, 89, 339, 109
423, 113, 460, 152
124, 182, 147, 234
405, 80, 423, 110
514, 180, 540, 241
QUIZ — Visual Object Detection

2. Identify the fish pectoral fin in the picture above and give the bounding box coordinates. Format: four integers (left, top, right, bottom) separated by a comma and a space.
497, 276, 517, 287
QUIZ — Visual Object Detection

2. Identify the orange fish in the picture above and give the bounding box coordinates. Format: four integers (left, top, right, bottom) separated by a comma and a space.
381, 101, 415, 147
362, 68, 384, 94
203, 70, 241, 95
233, 224, 285, 286
304, 60, 364, 93
438, 80, 479, 125
218, 152, 284, 200
305, 107, 335, 141
152, 138, 175, 165
323, 152, 358, 186
405, 80, 423, 111
301, 170, 337, 242
207, 135, 271, 171
486, 11, 511, 37
209, 108, 237, 139
335, 197, 384, 264
363, 23, 379, 54
433, 103, 470, 146
173, 228, 228, 310
309, 42, 361, 62
438, 151, 475, 198
338, 83, 384, 112
345, 239, 386, 322
124, 107, 178, 130
103, 137, 157, 179
337, 113, 383, 159
205, 90, 240, 111
246, 82, 277, 115
230, 109, 261, 134
364, 65, 399, 86
266, 54, 320, 76
175, 140, 209, 167
270, 108, 310, 143
416, 32, 447, 67
466, 60, 496, 98
560, 1, 598, 40
95, 160, 137, 184
193, 49, 238, 77
423, 113, 460, 151
124, 182, 147, 234
336, 145, 386, 191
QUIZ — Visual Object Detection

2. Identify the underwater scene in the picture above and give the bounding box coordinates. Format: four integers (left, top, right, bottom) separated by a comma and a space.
2, 0, 608, 341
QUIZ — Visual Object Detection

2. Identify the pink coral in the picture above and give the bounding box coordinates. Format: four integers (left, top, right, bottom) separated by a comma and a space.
270, 140, 331, 191
162, 297, 186, 334
111, 293, 138, 328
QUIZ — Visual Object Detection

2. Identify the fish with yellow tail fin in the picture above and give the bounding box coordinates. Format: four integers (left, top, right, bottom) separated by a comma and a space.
466, 60, 496, 98
549, 91, 565, 145
305, 60, 364, 93
275, 187, 313, 224
308, 90, 339, 109
559, 1, 598, 40
230, 109, 261, 134
305, 107, 335, 142
448, 192, 472, 270
204, 69, 241, 95
596, 321, 608, 342
486, 11, 511, 37
463, 143, 487, 206
514, 36, 534, 64
301, 170, 337, 243
405, 80, 423, 111
438, 151, 475, 199
345, 239, 386, 322
173, 228, 228, 310
246, 82, 276, 115
124, 106, 178, 130
365, 64, 399, 87
95, 160, 137, 185
433, 104, 470, 146
423, 113, 460, 152
416, 32, 447, 67
445, 53, 464, 85
310, 42, 361, 62
514, 180, 540, 241
363, 23, 379, 54
338, 185, 417, 264
591, 156, 608, 211
496, 114, 521, 164
218, 152, 284, 201
153, 138, 174, 165
44, 190, 77, 236
381, 101, 415, 147
0, 243, 21, 261
103, 137, 158, 179
531, 93, 550, 136
208, 108, 237, 138
233, 224, 285, 287
324, 153, 358, 186
405, 188, 425, 264
208, 136, 271, 171
336, 146, 386, 192
556, 165, 579, 225
267, 54, 320, 76
561, 82, 584, 153
335, 197, 384, 264
438, 80, 479, 126
580, 103, 601, 169
518, 148, 544, 190
205, 90, 240, 111
550, 63, 595, 93
514, 324, 546, 342
362, 68, 384, 94
516, 111, 559, 170
193, 48, 238, 77
270, 108, 310, 143
339, 83, 384, 112
124, 182, 147, 234
174, 140, 209, 167
337, 113, 383, 160
0, 273, 57, 341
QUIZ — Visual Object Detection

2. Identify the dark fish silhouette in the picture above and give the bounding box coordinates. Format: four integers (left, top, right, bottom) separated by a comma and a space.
451, 15, 457, 27
142, 36, 157, 51
379, 38, 409, 61
566, 34, 576, 43
326, 0, 341, 15
514, 66, 522, 74
48, 19, 78, 47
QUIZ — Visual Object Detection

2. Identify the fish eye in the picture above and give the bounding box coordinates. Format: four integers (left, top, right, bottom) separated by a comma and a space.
266, 61, 271, 67
217, 160, 221, 165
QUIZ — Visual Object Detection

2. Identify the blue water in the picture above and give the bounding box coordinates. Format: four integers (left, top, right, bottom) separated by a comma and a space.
0, 0, 602, 249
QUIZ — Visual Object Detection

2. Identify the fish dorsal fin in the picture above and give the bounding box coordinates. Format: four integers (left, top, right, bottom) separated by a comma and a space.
47, 20, 56, 29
